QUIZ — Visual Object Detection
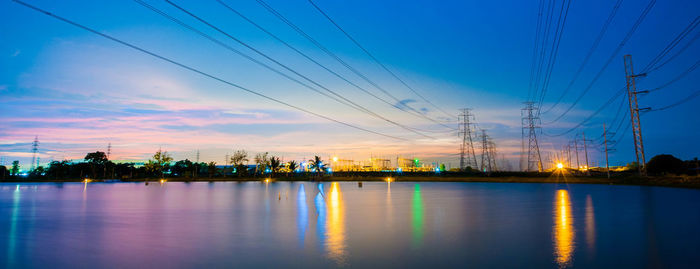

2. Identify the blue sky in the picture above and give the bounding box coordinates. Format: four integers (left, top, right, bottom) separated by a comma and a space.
1, 0, 698, 169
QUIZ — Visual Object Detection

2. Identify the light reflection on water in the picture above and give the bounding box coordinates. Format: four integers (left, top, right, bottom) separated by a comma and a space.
1, 182, 700, 268
296, 184, 307, 247
554, 189, 574, 267
412, 184, 424, 248
325, 182, 346, 264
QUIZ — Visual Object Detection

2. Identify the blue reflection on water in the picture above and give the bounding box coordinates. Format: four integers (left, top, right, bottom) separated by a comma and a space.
297, 184, 307, 247
6, 185, 20, 267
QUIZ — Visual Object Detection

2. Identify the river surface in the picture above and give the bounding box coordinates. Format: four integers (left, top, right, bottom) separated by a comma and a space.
0, 181, 699, 268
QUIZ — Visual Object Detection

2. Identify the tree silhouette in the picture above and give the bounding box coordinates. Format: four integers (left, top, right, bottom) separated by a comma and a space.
230, 150, 249, 177
308, 156, 325, 177
287, 160, 298, 177
269, 156, 281, 178
84, 151, 108, 178
254, 152, 270, 176
144, 149, 173, 178
207, 161, 217, 178
11, 160, 19, 175
647, 154, 685, 175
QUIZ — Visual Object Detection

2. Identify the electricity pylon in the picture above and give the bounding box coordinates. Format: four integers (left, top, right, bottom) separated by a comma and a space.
458, 108, 478, 170
30, 136, 39, 170
480, 129, 493, 172
521, 102, 542, 172
623, 54, 648, 176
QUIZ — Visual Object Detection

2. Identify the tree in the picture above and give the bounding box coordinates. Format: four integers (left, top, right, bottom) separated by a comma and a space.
144, 149, 173, 178
29, 166, 45, 179
254, 152, 270, 176
0, 165, 8, 180
84, 151, 108, 178
647, 154, 685, 175
288, 160, 298, 176
308, 156, 325, 177
269, 156, 281, 177
230, 150, 249, 177
114, 162, 135, 179
207, 162, 217, 178
85, 151, 108, 163
11, 160, 19, 175
172, 159, 194, 177
46, 160, 71, 179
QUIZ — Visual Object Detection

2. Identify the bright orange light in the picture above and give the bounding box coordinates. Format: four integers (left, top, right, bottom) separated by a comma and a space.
333, 157, 338, 162
160, 179, 166, 184
557, 163, 564, 169
385, 177, 393, 182
264, 178, 270, 183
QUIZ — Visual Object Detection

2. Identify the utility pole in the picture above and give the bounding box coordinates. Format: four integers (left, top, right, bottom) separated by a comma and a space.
623, 54, 648, 176
522, 102, 543, 172
583, 131, 590, 171
604, 124, 610, 179
574, 139, 580, 169
458, 108, 478, 170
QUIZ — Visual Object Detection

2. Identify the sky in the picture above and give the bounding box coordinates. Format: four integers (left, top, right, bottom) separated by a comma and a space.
1, 0, 699, 170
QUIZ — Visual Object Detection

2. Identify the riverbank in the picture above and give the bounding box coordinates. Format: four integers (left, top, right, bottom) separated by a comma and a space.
3, 175, 700, 189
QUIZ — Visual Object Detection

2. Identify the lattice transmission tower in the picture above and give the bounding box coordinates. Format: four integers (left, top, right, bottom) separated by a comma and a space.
521, 102, 543, 172
30, 136, 39, 170
623, 54, 648, 175
480, 130, 494, 172
458, 108, 478, 170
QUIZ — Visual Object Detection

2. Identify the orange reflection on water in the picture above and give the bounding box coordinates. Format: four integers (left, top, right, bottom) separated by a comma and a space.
554, 189, 574, 267
585, 195, 595, 251
326, 182, 346, 264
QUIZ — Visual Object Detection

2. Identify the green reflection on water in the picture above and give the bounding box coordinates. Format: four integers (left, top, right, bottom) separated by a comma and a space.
7, 185, 20, 267
412, 184, 424, 248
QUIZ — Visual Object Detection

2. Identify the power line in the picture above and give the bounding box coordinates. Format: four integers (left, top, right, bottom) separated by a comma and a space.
214, 0, 453, 131
531, 0, 557, 103
648, 57, 700, 92
542, 0, 624, 114
11, 0, 407, 141
648, 30, 700, 72
649, 89, 700, 111
159, 0, 435, 139
535, 0, 573, 111
545, 0, 656, 124
543, 86, 626, 137
641, 15, 700, 73
306, 0, 456, 119
528, 0, 547, 101
254, 0, 456, 128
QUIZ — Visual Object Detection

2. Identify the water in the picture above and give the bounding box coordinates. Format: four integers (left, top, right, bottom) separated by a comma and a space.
0, 181, 699, 268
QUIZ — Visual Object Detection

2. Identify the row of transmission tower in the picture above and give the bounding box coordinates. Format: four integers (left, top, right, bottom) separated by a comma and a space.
458, 108, 498, 172
523, 54, 649, 175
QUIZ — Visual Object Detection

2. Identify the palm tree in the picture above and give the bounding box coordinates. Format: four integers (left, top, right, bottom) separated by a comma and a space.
287, 160, 298, 177
308, 156, 325, 177
269, 156, 281, 178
